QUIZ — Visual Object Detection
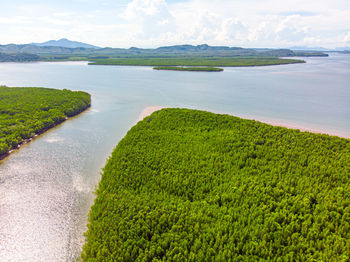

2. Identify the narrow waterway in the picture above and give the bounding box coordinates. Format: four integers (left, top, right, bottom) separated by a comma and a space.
0, 54, 349, 261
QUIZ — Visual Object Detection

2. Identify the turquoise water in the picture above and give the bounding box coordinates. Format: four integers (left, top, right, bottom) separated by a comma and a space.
0, 54, 349, 261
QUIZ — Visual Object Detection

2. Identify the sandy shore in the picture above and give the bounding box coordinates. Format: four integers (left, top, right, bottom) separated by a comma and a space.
138, 106, 164, 121
242, 115, 350, 139
138, 106, 349, 139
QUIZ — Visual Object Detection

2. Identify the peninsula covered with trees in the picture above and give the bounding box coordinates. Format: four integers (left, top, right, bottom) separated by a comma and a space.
0, 86, 91, 158
82, 108, 349, 261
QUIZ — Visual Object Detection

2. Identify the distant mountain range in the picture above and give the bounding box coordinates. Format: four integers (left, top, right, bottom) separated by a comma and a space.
290, 46, 350, 51
30, 38, 99, 49
1, 38, 349, 53
0, 42, 328, 57
334, 47, 350, 51
0, 40, 334, 63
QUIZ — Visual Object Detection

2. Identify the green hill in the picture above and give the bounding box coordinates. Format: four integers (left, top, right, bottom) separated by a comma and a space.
82, 108, 350, 261
0, 52, 40, 62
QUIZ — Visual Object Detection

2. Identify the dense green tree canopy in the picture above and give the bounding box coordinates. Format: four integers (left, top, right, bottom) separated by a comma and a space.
82, 108, 350, 261
0, 86, 90, 157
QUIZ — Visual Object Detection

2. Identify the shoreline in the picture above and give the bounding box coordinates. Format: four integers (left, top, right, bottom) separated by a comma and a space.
139, 106, 349, 139
240, 115, 350, 139
153, 66, 224, 72
0, 105, 91, 161
138, 106, 165, 121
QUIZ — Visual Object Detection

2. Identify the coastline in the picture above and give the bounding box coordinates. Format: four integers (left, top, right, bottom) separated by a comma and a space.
138, 106, 165, 121
0, 106, 91, 161
244, 115, 350, 139
153, 66, 224, 72
139, 106, 350, 139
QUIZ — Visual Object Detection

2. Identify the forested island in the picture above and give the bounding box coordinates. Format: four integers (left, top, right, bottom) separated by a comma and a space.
89, 57, 304, 67
82, 108, 350, 261
153, 66, 224, 72
0, 86, 91, 159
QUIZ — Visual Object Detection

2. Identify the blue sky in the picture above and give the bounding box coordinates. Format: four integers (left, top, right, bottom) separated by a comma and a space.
1, 0, 349, 48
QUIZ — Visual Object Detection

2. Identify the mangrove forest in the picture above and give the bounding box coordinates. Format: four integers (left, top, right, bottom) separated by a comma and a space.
0, 86, 91, 158
82, 108, 350, 261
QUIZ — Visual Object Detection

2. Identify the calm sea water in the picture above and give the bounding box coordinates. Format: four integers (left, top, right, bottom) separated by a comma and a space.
0, 53, 349, 261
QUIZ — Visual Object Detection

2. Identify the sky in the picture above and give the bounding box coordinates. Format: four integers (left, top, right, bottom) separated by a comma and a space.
0, 0, 349, 48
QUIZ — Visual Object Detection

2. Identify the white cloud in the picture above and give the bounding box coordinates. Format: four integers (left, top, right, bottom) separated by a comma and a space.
274, 15, 308, 44
120, 0, 176, 42
123, 0, 168, 17
345, 31, 350, 43
0, 0, 349, 48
